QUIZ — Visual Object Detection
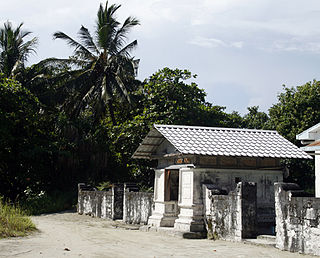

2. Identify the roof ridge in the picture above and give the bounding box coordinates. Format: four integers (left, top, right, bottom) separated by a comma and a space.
154, 124, 277, 133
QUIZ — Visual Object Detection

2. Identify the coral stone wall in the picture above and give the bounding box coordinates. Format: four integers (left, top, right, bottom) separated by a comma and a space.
203, 182, 257, 240
77, 184, 154, 225
123, 191, 154, 224
78, 190, 113, 219
275, 183, 320, 256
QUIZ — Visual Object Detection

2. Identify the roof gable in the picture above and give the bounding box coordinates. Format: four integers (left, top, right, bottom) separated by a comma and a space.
296, 122, 320, 141
133, 124, 312, 160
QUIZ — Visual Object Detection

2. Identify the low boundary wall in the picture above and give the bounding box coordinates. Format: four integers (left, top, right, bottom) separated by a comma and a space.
203, 182, 257, 240
275, 183, 320, 256
77, 183, 153, 225
123, 191, 153, 224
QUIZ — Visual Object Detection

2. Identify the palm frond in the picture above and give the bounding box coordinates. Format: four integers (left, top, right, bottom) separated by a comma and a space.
39, 57, 90, 69
53, 31, 95, 60
78, 26, 99, 55
113, 17, 140, 50
117, 40, 138, 57
96, 2, 120, 51
19, 37, 38, 62
0, 21, 38, 77
113, 74, 131, 103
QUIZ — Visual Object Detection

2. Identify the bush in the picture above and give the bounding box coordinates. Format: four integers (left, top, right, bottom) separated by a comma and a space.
0, 197, 36, 238
21, 191, 77, 215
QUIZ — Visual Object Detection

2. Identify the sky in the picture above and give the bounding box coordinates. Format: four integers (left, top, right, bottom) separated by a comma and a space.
2, 0, 320, 114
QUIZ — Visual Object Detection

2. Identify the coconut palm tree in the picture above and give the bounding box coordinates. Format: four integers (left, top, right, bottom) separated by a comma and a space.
48, 1, 140, 125
0, 21, 38, 78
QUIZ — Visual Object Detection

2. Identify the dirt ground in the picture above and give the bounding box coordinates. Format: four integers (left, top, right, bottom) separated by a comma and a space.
0, 211, 314, 258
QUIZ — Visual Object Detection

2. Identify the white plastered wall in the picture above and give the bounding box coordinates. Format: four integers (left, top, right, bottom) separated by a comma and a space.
316, 151, 320, 198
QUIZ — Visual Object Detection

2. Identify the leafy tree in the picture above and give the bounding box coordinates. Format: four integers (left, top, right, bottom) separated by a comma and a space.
0, 21, 38, 78
268, 80, 320, 193
269, 80, 320, 143
47, 1, 140, 124
102, 68, 236, 186
0, 75, 57, 200
242, 106, 269, 129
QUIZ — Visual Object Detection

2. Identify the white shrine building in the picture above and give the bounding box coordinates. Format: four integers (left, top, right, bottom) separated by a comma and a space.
133, 124, 311, 233
297, 122, 320, 198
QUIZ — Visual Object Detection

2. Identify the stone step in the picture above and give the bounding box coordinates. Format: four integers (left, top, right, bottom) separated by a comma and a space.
139, 225, 206, 239
256, 235, 276, 241
243, 235, 276, 248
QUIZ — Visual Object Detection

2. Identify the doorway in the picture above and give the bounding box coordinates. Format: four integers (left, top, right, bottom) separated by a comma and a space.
164, 169, 179, 201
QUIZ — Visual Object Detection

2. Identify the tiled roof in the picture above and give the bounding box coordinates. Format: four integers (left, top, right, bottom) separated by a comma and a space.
133, 124, 312, 159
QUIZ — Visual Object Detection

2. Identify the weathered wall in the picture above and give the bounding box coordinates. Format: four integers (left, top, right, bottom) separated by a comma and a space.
78, 184, 154, 225
275, 183, 320, 256
316, 151, 320, 198
203, 182, 257, 240
78, 190, 113, 219
195, 168, 281, 234
123, 191, 154, 224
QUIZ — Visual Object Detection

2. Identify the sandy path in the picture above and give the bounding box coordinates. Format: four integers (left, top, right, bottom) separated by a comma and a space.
0, 211, 313, 258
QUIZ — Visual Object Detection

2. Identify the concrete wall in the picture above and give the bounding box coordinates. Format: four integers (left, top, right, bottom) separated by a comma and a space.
78, 184, 154, 225
203, 182, 257, 240
195, 168, 281, 233
78, 190, 113, 219
123, 191, 154, 224
275, 183, 320, 256
316, 151, 320, 198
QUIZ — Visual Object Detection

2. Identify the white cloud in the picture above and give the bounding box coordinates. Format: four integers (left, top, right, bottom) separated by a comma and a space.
189, 36, 243, 49
189, 36, 226, 48
230, 41, 244, 49
2, 0, 320, 115
270, 39, 320, 54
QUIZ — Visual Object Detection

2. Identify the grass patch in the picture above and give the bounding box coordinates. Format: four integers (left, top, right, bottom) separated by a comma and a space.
0, 198, 36, 238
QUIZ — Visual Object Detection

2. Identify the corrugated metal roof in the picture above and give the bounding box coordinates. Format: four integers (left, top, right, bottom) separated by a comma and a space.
300, 140, 320, 152
307, 141, 320, 147
132, 124, 312, 159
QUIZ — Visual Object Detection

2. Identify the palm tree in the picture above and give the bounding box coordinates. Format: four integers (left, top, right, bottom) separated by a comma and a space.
49, 1, 140, 125
0, 21, 38, 78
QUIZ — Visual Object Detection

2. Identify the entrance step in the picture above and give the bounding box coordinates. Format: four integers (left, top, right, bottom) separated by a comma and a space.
243, 235, 276, 248
139, 225, 206, 239
257, 235, 276, 241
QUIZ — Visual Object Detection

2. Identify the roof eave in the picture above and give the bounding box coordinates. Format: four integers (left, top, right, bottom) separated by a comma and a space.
296, 122, 320, 141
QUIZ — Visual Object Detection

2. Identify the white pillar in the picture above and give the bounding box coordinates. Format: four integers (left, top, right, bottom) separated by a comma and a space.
174, 167, 205, 232
148, 169, 179, 227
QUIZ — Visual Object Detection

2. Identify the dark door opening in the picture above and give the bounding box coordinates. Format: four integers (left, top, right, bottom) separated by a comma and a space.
164, 169, 179, 201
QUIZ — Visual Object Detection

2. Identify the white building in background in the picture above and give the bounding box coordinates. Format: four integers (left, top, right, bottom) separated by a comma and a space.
297, 122, 320, 198
133, 124, 311, 235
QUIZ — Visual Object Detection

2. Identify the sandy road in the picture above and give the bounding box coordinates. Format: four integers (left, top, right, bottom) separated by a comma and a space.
0, 211, 313, 258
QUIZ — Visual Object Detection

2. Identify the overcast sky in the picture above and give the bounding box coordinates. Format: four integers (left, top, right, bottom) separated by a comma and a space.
2, 0, 320, 114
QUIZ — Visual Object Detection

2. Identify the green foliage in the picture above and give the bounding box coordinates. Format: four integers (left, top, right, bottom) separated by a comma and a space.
1, 0, 318, 208
0, 197, 36, 238
268, 80, 320, 192
20, 191, 76, 215
96, 181, 112, 191
0, 75, 58, 200
46, 1, 140, 125
103, 68, 241, 186
242, 106, 269, 129
269, 80, 320, 143
134, 67, 230, 127
0, 21, 38, 78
